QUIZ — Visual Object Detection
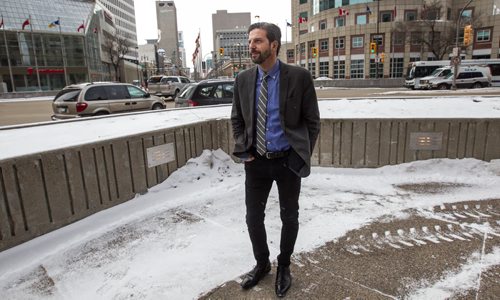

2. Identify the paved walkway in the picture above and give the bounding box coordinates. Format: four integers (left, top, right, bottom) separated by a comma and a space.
201, 199, 500, 299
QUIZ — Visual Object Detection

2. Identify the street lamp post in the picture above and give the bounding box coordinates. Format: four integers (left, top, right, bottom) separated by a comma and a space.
452, 0, 473, 90
135, 46, 140, 82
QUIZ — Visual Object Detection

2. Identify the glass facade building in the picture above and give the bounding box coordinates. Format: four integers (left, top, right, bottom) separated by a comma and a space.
0, 0, 111, 92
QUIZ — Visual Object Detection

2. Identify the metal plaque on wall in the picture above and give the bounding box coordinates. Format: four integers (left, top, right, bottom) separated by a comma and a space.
146, 143, 176, 168
409, 132, 443, 151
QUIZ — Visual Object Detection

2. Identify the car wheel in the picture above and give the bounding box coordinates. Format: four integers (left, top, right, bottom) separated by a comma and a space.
152, 103, 164, 110
438, 84, 448, 90
473, 82, 482, 89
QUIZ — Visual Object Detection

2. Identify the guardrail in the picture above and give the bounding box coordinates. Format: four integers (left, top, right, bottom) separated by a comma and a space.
1, 117, 499, 251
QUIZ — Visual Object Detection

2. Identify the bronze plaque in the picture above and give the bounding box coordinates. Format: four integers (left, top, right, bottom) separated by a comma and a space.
146, 143, 176, 168
409, 132, 443, 151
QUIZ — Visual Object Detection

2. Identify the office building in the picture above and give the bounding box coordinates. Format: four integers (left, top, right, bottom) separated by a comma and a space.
284, 0, 500, 79
156, 0, 180, 71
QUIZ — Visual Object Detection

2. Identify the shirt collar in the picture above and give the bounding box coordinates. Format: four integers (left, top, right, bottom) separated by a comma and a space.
258, 59, 280, 80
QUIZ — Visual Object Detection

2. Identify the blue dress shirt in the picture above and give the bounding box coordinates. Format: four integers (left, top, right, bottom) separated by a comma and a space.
255, 60, 290, 152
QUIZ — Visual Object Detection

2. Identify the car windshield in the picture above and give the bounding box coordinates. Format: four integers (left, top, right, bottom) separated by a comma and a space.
444, 73, 454, 79
54, 89, 81, 102
430, 68, 444, 76
178, 84, 196, 98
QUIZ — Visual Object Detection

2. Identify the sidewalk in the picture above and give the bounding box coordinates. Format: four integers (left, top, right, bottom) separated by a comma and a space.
201, 198, 500, 299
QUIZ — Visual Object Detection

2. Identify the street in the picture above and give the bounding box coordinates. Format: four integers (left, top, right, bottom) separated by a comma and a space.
1, 87, 499, 127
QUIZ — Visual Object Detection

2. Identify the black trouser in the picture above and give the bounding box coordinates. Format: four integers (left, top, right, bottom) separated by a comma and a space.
244, 154, 301, 267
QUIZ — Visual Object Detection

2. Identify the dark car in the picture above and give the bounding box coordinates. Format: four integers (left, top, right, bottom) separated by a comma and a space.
175, 79, 234, 107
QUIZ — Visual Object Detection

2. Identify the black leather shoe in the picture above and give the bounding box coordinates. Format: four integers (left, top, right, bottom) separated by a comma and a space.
275, 265, 292, 297
240, 261, 271, 289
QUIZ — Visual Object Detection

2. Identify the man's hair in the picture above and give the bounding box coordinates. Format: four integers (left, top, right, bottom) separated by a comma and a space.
248, 22, 281, 55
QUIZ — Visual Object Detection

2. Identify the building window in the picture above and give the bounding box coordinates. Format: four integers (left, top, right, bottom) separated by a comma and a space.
352, 36, 364, 48
390, 57, 404, 78
369, 59, 383, 78
320, 39, 329, 51
393, 32, 405, 45
319, 19, 327, 30
356, 14, 368, 25
411, 32, 422, 45
335, 37, 345, 49
335, 16, 345, 27
308, 62, 316, 77
350, 59, 364, 79
319, 61, 329, 77
299, 0, 307, 4
287, 50, 294, 59
380, 11, 393, 22
333, 60, 345, 79
404, 10, 417, 21
422, 7, 440, 20
372, 34, 383, 47
476, 29, 490, 42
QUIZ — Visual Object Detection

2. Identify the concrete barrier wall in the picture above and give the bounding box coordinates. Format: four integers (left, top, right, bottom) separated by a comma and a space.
1, 117, 499, 251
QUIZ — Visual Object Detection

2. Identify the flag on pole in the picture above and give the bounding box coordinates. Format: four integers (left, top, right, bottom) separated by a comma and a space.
286, 21, 292, 27
338, 8, 349, 16
366, 6, 372, 14
77, 22, 85, 32
22, 18, 30, 30
298, 16, 307, 23
0, 17, 4, 29
48, 19, 60, 28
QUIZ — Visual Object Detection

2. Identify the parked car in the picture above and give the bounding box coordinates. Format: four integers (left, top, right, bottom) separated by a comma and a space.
175, 79, 235, 107
424, 66, 492, 90
147, 75, 191, 98
51, 82, 166, 120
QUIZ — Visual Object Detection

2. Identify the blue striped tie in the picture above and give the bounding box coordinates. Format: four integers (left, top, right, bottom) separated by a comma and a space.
256, 74, 269, 156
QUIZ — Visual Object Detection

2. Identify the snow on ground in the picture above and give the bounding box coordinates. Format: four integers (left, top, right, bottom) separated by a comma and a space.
0, 149, 499, 299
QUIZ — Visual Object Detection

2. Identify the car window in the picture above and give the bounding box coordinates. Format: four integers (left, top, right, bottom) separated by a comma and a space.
127, 85, 146, 98
198, 85, 215, 98
223, 83, 234, 98
166, 77, 178, 83
84, 86, 108, 101
457, 73, 469, 79
148, 76, 162, 83
214, 85, 224, 98
179, 84, 196, 98
106, 85, 129, 100
181, 77, 190, 83
55, 89, 81, 102
470, 72, 483, 78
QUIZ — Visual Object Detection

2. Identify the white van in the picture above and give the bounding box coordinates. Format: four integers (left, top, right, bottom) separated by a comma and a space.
423, 66, 491, 90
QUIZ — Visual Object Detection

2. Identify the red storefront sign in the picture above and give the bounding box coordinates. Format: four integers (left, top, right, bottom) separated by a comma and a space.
27, 67, 64, 75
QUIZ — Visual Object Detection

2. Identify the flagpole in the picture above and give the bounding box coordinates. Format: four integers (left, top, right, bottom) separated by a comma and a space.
28, 15, 42, 90
57, 17, 69, 86
2, 15, 16, 92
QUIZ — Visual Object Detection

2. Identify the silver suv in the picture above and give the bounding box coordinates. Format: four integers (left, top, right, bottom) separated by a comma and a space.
425, 66, 491, 90
51, 82, 166, 120
147, 75, 191, 98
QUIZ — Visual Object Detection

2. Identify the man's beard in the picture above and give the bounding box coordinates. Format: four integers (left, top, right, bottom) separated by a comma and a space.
250, 48, 271, 64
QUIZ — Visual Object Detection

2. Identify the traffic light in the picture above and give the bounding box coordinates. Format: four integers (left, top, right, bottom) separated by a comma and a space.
370, 42, 377, 54
219, 47, 224, 56
463, 25, 473, 46
311, 47, 318, 58
380, 53, 385, 63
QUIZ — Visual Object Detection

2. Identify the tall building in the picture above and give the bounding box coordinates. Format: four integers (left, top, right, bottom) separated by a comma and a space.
285, 0, 500, 80
211, 10, 251, 52
96, 0, 138, 50
156, 0, 180, 71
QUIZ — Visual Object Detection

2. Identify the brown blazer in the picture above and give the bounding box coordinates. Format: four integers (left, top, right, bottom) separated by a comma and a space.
231, 61, 320, 177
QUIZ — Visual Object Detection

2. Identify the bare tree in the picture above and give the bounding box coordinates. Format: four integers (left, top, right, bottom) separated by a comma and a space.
103, 34, 132, 82
392, 0, 483, 60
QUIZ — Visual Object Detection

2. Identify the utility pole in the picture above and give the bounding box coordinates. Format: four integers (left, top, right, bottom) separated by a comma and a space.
452, 0, 473, 90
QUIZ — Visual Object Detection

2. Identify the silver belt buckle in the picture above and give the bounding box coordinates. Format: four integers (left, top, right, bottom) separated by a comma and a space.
265, 152, 273, 159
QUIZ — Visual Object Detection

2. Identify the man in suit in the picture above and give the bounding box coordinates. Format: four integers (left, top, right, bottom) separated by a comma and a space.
231, 22, 320, 297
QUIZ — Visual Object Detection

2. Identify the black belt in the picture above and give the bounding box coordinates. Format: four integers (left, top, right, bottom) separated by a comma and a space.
259, 150, 289, 159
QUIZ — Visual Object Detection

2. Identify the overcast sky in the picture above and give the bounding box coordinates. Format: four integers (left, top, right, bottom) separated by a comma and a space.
134, 0, 292, 69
